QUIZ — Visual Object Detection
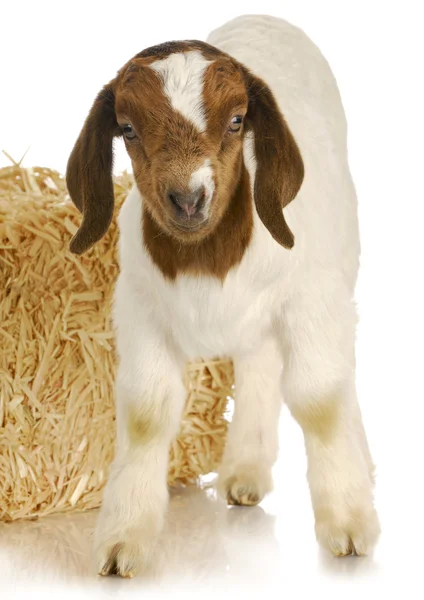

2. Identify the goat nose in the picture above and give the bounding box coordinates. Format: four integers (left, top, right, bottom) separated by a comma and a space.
167, 187, 205, 216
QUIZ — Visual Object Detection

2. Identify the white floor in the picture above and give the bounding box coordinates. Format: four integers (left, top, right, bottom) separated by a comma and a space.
1, 404, 422, 600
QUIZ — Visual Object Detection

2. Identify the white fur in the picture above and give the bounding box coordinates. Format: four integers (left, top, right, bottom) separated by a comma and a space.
150, 50, 211, 132
189, 158, 215, 215
96, 15, 380, 575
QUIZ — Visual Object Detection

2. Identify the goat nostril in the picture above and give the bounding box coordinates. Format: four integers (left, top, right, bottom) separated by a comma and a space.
168, 192, 180, 208
167, 188, 205, 217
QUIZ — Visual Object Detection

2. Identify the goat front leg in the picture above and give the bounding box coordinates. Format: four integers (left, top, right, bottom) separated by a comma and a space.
95, 288, 185, 577
281, 284, 380, 556
218, 336, 283, 506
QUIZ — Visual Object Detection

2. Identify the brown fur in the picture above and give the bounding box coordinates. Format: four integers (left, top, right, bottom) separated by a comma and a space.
290, 395, 339, 443
128, 405, 161, 446
66, 39, 304, 278
243, 71, 304, 249
66, 84, 120, 254
143, 162, 253, 280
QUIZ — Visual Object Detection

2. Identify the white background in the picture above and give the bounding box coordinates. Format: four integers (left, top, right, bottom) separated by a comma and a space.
1, 0, 424, 598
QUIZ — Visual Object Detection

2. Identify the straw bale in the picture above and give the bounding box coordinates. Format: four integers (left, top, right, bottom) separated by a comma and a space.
0, 163, 233, 521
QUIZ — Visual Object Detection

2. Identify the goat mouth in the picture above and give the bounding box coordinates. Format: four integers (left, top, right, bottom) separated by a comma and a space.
169, 217, 209, 233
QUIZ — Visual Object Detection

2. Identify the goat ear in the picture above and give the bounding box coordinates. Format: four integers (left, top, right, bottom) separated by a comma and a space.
244, 71, 304, 249
66, 82, 120, 254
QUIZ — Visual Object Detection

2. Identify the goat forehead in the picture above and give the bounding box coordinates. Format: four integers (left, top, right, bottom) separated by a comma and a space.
150, 50, 212, 132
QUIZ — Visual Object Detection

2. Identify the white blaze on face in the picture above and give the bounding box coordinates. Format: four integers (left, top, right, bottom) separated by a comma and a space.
189, 159, 215, 215
150, 50, 212, 132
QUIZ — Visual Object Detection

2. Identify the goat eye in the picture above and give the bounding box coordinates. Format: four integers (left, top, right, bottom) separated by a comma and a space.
228, 115, 243, 133
122, 124, 136, 140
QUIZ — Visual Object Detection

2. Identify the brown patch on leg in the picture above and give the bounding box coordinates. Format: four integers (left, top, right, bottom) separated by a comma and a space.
289, 395, 340, 443
127, 405, 160, 446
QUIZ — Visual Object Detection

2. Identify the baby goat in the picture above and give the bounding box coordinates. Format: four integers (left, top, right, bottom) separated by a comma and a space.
66, 15, 380, 577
